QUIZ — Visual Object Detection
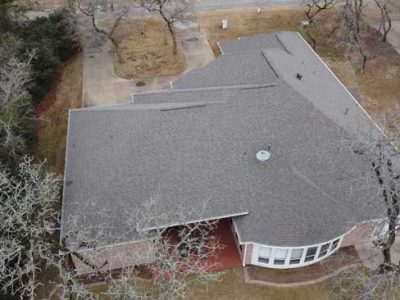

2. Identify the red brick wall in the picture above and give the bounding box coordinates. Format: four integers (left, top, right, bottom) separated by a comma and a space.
245, 243, 253, 265
229, 219, 244, 261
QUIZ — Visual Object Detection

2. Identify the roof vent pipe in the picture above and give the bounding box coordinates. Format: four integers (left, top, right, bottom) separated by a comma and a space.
256, 149, 271, 162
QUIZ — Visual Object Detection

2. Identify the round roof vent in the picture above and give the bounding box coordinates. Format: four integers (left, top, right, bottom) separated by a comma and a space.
256, 150, 271, 162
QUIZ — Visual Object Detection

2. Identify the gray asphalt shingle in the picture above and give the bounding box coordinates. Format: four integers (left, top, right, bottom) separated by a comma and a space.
61, 32, 384, 249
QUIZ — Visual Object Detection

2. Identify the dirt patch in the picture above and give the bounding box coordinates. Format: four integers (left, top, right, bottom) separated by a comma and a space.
246, 246, 360, 285
112, 17, 187, 79
34, 54, 83, 175
198, 7, 400, 124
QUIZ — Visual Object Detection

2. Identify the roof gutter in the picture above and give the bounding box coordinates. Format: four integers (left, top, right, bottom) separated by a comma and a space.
141, 211, 249, 232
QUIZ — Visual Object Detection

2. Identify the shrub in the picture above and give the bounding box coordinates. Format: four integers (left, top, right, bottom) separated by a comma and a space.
17, 9, 80, 103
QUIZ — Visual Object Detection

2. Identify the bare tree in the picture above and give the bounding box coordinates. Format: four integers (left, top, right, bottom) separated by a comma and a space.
75, 0, 130, 63
0, 51, 35, 111
140, 0, 193, 55
0, 156, 111, 299
334, 265, 400, 299
0, 157, 61, 299
0, 51, 35, 166
1, 157, 221, 299
303, 0, 335, 49
59, 197, 222, 299
371, 148, 399, 272
369, 108, 400, 273
333, 108, 400, 299
340, 0, 367, 71
373, 0, 393, 42
130, 198, 221, 299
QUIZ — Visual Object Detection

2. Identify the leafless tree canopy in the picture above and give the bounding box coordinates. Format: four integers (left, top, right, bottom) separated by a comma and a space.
370, 108, 400, 273
0, 49, 35, 166
128, 198, 222, 299
74, 0, 131, 62
0, 51, 34, 111
140, 0, 193, 55
340, 0, 367, 71
1, 189, 222, 299
0, 157, 61, 299
335, 107, 400, 299
61, 198, 222, 299
303, 0, 335, 49
373, 0, 393, 42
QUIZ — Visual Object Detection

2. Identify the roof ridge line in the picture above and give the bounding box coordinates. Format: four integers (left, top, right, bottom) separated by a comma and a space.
160, 103, 207, 112
261, 50, 280, 78
133, 83, 277, 99
275, 33, 292, 55
68, 102, 133, 113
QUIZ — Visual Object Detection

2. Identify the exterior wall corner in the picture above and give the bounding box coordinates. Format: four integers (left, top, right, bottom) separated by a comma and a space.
245, 243, 253, 265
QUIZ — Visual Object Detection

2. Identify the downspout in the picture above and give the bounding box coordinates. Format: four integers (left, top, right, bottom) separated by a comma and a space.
242, 243, 247, 267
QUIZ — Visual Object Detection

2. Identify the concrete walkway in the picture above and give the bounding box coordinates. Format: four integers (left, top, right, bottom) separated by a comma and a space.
369, 21, 400, 56
82, 19, 214, 107
363, 2, 400, 55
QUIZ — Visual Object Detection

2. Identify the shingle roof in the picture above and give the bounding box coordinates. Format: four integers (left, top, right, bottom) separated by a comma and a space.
217, 32, 286, 54
62, 32, 385, 249
171, 51, 278, 89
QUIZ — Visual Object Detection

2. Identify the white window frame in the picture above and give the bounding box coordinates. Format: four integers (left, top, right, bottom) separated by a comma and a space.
257, 246, 271, 264
289, 248, 303, 265
250, 235, 344, 269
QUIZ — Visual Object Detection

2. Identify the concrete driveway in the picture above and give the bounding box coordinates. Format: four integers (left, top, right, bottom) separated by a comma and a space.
81, 1, 307, 107
82, 18, 214, 107
82, 0, 400, 107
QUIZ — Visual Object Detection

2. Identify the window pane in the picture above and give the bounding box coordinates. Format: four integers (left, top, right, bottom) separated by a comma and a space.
275, 249, 288, 260
331, 239, 339, 251
290, 259, 301, 264
291, 249, 303, 259
258, 257, 269, 264
318, 250, 327, 258
320, 243, 330, 252
304, 256, 314, 262
318, 243, 330, 258
306, 247, 317, 256
259, 247, 271, 258
305, 246, 318, 262
274, 259, 285, 265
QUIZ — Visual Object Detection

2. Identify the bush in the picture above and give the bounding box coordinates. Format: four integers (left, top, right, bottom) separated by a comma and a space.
17, 9, 80, 103
0, 7, 80, 170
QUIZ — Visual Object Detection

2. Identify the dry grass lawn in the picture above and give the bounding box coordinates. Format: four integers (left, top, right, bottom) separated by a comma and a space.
186, 268, 343, 300
198, 6, 305, 56
90, 268, 336, 300
112, 17, 187, 79
198, 6, 400, 122
34, 54, 83, 175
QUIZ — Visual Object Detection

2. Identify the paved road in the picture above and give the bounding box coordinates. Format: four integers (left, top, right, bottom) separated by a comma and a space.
194, 0, 302, 11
